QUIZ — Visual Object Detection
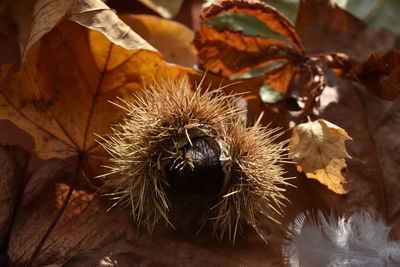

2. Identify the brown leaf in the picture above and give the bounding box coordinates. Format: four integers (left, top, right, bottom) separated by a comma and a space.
201, 0, 303, 50
370, 100, 400, 237
289, 119, 352, 194
0, 145, 29, 246
8, 160, 129, 266
21, 160, 74, 206
263, 62, 297, 94
295, 0, 397, 60
62, 239, 240, 266
352, 81, 400, 237
349, 50, 400, 101
121, 14, 197, 67
194, 0, 304, 78
289, 58, 327, 116
0, 20, 194, 176
23, 0, 156, 61
8, 161, 283, 266
313, 74, 388, 217
323, 53, 355, 77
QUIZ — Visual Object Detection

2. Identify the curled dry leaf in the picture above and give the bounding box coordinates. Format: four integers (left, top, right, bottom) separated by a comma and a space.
349, 50, 400, 101
289, 119, 352, 194
194, 0, 304, 94
289, 58, 327, 117
0, 20, 195, 176
23, 0, 156, 61
121, 14, 197, 67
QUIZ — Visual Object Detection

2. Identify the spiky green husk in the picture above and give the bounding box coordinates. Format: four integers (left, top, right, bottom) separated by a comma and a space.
99, 78, 290, 241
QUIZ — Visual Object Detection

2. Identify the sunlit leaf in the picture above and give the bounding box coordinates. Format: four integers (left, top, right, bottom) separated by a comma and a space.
0, 20, 194, 176
289, 119, 352, 194
206, 12, 293, 45
121, 14, 196, 67
23, 0, 156, 61
194, 0, 304, 78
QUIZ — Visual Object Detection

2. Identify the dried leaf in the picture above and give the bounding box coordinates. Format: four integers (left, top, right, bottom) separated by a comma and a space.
137, 0, 185, 19
8, 160, 129, 266
323, 53, 355, 77
23, 0, 156, 61
295, 0, 396, 60
0, 145, 29, 245
194, 0, 304, 78
62, 239, 239, 266
202, 0, 303, 49
0, 20, 194, 175
307, 73, 389, 219
263, 62, 298, 94
289, 119, 352, 194
121, 14, 197, 67
289, 59, 327, 116
350, 74, 400, 235
370, 100, 400, 235
349, 50, 400, 101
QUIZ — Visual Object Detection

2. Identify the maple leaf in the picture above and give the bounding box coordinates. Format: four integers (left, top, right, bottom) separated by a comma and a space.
289, 119, 352, 194
0, 20, 196, 176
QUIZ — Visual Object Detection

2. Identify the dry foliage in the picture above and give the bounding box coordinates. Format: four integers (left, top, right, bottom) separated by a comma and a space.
0, 0, 399, 266
290, 119, 352, 194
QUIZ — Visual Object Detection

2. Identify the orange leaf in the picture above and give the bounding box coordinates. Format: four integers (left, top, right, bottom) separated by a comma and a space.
121, 14, 197, 67
0, 20, 195, 175
263, 62, 297, 94
194, 0, 304, 79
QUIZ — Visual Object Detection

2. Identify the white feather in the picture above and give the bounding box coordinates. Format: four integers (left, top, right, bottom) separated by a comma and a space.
282, 211, 400, 267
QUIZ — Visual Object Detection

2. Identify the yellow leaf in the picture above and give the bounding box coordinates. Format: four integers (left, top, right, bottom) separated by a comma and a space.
0, 20, 195, 176
289, 119, 352, 194
121, 14, 196, 67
